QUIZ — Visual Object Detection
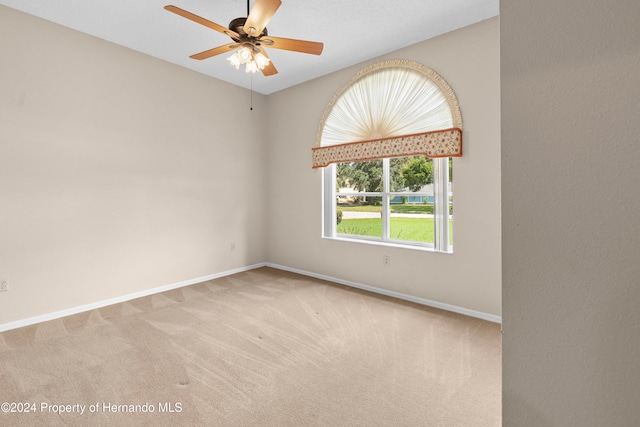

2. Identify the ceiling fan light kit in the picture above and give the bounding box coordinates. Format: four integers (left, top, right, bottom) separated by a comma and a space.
165, 0, 324, 77
227, 47, 271, 73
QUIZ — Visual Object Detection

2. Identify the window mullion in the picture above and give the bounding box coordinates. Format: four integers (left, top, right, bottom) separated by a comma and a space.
382, 158, 390, 240
324, 165, 336, 237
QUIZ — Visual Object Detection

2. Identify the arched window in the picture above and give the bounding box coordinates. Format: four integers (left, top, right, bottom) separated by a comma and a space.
315, 60, 462, 252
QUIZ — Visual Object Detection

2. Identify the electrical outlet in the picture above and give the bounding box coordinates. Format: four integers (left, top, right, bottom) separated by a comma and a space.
0, 278, 7, 292
230, 243, 236, 252
383, 255, 390, 267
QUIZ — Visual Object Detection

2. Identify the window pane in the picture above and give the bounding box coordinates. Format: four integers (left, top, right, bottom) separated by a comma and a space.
335, 159, 384, 240
388, 156, 436, 244
389, 215, 435, 244
337, 196, 383, 238
390, 156, 433, 193
336, 205, 382, 238
390, 191, 435, 244
336, 160, 383, 193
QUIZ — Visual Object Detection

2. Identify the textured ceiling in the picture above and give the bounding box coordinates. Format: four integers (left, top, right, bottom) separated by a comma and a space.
0, 0, 499, 94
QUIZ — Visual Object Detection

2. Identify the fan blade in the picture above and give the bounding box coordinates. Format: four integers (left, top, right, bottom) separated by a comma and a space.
190, 43, 238, 60
257, 47, 278, 76
164, 5, 239, 38
261, 36, 323, 55
243, 0, 281, 37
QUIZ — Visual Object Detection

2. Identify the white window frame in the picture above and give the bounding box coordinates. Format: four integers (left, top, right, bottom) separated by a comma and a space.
323, 156, 452, 253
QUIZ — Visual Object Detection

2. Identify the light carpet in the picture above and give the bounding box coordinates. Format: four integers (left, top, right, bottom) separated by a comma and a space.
0, 267, 501, 426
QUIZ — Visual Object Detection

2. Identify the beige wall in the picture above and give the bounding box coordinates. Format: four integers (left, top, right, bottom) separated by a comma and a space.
501, 0, 640, 424
0, 7, 501, 327
0, 6, 267, 325
266, 18, 501, 318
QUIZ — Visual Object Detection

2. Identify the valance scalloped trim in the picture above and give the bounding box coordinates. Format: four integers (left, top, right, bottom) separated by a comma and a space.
311, 128, 462, 169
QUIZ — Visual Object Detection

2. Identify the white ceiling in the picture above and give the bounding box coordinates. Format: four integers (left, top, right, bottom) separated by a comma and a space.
1, 0, 499, 95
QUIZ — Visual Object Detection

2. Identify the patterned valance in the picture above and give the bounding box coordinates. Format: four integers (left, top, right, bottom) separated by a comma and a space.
313, 60, 463, 168
312, 128, 462, 169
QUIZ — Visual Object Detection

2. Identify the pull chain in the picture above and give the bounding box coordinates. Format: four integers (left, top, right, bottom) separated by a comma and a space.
248, 0, 253, 111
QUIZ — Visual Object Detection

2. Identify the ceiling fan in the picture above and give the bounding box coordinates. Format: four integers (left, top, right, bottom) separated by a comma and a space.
164, 0, 324, 76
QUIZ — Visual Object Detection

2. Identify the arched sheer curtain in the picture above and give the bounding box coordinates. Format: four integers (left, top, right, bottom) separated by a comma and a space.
312, 60, 463, 169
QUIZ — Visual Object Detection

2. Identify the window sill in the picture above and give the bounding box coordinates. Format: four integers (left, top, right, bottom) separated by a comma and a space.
323, 235, 453, 254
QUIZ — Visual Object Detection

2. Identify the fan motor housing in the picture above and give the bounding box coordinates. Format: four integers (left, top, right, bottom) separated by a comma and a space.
228, 17, 268, 38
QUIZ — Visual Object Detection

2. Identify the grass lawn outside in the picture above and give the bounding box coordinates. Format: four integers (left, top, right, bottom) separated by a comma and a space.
337, 217, 454, 245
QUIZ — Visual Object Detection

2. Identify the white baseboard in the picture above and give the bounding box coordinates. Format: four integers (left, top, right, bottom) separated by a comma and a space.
0, 263, 267, 333
0, 261, 500, 332
266, 263, 502, 324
